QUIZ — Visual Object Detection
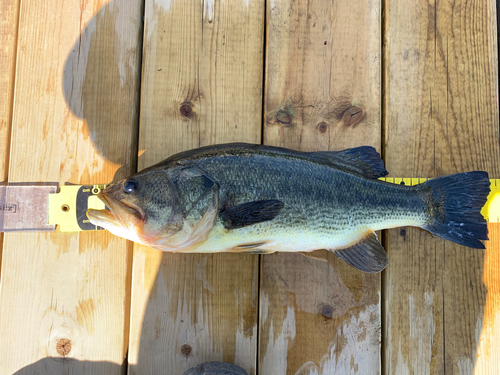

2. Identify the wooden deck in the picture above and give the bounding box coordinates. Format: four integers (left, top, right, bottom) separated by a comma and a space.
0, 0, 499, 374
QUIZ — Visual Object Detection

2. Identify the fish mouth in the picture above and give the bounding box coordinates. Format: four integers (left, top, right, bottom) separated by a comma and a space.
87, 192, 143, 229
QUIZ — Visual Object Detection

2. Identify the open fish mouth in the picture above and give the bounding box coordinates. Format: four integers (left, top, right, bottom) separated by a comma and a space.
87, 192, 143, 229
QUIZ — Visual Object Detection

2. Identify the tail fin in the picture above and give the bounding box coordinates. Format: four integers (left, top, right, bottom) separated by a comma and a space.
422, 172, 490, 249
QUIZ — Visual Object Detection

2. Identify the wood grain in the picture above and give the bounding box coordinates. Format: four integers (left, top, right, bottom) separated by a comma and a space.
0, 0, 20, 272
128, 1, 264, 374
0, 0, 19, 183
383, 0, 500, 373
475, 223, 500, 374
0, 1, 143, 373
261, 0, 382, 374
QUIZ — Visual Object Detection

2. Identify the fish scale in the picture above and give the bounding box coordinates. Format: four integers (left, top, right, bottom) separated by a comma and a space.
200, 155, 426, 233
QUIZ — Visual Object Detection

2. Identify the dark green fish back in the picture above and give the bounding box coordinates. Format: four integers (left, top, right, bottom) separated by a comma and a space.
137, 143, 388, 179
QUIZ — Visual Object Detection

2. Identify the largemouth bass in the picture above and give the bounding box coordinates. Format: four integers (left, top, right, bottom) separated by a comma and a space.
87, 143, 489, 273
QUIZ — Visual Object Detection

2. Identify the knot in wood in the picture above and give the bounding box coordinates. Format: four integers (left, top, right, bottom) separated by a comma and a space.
275, 110, 293, 125
321, 305, 333, 319
181, 344, 192, 356
342, 106, 364, 127
180, 103, 193, 117
56, 338, 72, 356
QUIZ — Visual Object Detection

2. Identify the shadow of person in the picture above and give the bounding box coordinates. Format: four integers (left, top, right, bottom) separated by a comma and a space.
9, 1, 143, 374
12, 358, 124, 375
62, 0, 143, 182
12, 358, 247, 375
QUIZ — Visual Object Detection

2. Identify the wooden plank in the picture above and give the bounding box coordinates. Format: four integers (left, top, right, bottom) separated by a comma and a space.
260, 0, 381, 374
0, 0, 20, 270
0, 0, 19, 182
0, 1, 143, 373
128, 1, 264, 374
383, 0, 500, 373
475, 223, 500, 373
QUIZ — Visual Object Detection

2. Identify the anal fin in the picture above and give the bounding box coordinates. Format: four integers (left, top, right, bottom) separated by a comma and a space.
334, 232, 388, 273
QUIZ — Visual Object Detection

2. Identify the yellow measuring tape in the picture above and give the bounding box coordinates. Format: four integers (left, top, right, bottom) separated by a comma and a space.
46, 179, 500, 232
48, 185, 107, 232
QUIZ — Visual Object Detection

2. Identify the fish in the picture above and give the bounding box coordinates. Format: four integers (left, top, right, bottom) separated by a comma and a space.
87, 143, 490, 273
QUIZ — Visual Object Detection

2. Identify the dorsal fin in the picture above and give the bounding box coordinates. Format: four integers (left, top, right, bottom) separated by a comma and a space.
314, 146, 388, 179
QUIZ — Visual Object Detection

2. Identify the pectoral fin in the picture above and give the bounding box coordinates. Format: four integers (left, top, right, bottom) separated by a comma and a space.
334, 232, 388, 273
220, 199, 284, 230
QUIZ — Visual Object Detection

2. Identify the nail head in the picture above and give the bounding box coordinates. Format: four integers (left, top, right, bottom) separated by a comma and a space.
318, 122, 328, 133
321, 305, 333, 319
180, 104, 192, 117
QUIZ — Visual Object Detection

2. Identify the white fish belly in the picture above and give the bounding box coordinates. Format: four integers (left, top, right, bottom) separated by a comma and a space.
184, 213, 425, 253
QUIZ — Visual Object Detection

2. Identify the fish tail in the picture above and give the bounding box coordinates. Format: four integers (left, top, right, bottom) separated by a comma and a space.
421, 172, 490, 249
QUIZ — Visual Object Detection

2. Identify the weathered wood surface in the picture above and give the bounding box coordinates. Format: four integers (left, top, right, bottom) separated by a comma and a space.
260, 0, 382, 374
0, 0, 18, 184
383, 1, 500, 374
0, 0, 498, 374
0, 1, 143, 374
0, 0, 20, 270
127, 1, 264, 374
476, 223, 500, 374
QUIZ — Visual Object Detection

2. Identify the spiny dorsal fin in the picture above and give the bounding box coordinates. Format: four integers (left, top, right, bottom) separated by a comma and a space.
220, 199, 284, 230
334, 232, 388, 273
314, 146, 388, 179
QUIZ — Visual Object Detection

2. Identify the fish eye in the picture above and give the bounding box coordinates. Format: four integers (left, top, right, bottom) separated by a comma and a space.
123, 179, 138, 194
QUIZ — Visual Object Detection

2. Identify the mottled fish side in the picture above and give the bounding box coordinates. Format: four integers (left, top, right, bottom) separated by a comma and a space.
88, 143, 489, 273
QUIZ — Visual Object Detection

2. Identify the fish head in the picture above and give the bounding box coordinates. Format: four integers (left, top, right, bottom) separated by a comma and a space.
87, 166, 219, 250
87, 170, 184, 245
